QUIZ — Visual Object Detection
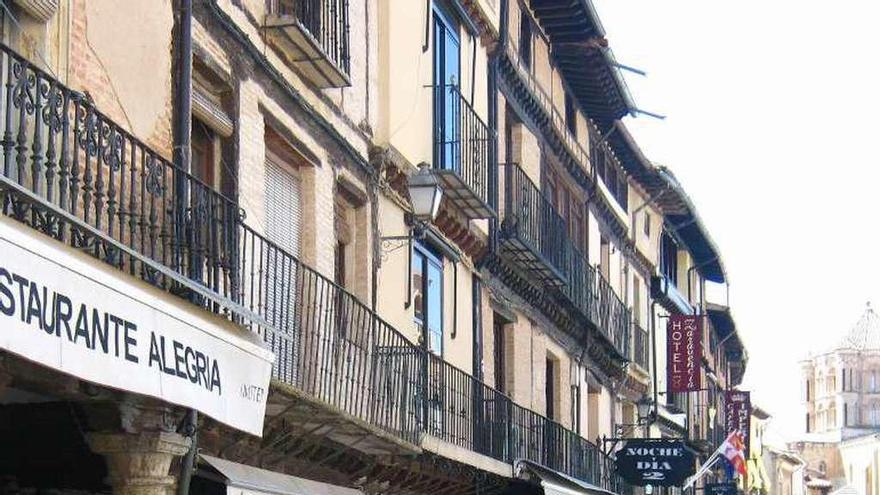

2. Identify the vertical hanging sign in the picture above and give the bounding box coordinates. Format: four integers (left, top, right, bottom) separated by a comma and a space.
667, 314, 702, 392
725, 390, 752, 456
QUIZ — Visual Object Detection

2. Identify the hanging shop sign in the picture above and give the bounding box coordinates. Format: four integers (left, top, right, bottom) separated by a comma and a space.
705, 482, 739, 495
667, 314, 702, 392
726, 390, 752, 456
615, 439, 696, 487
0, 217, 274, 436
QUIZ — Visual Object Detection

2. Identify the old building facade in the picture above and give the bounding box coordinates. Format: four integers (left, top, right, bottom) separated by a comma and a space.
0, 0, 748, 494
792, 304, 880, 495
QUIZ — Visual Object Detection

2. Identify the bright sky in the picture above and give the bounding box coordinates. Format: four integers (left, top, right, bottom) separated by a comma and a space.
594, 0, 880, 441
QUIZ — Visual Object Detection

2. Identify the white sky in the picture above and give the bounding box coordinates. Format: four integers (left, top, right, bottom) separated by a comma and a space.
593, 0, 880, 441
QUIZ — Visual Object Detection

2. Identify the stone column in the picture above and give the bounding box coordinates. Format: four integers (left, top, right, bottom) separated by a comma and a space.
88, 431, 191, 495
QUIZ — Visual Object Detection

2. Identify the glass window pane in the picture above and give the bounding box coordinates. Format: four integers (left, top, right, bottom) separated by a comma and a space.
427, 260, 443, 355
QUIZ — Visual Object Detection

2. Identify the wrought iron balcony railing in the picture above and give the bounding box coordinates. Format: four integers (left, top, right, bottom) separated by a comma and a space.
433, 84, 494, 219
500, 162, 570, 284
499, 163, 631, 359
0, 43, 631, 493
0, 41, 244, 318
265, 0, 351, 88
632, 323, 650, 371
503, 0, 629, 214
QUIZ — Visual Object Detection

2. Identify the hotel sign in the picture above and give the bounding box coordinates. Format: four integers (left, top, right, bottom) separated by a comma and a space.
615, 439, 696, 486
726, 390, 752, 456
667, 314, 702, 392
0, 217, 274, 436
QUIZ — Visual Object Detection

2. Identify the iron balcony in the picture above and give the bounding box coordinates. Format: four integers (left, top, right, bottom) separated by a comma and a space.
0, 42, 630, 493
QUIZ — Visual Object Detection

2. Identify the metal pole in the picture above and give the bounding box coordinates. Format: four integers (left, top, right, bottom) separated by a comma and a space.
177, 409, 198, 495
173, 4, 198, 494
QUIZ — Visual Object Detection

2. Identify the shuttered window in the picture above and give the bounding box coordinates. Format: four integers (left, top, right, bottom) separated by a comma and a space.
265, 155, 302, 257
262, 154, 303, 383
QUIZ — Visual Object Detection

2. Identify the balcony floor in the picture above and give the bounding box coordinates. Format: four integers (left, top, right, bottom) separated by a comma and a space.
264, 15, 350, 89
498, 232, 568, 288
435, 169, 495, 220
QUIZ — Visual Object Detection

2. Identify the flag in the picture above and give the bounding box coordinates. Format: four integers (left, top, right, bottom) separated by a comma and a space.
721, 430, 747, 477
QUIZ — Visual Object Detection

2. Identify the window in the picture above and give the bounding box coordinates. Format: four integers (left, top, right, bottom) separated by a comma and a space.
413, 243, 444, 355
643, 211, 651, 237
546, 357, 557, 419
660, 233, 679, 285
872, 372, 877, 392
843, 368, 847, 391
493, 318, 506, 394
633, 276, 641, 326
572, 382, 582, 434
565, 93, 577, 137
805, 379, 811, 401
263, 149, 302, 341
433, 4, 460, 172
571, 200, 586, 253
845, 403, 849, 426
806, 413, 811, 433
192, 119, 216, 188
600, 236, 610, 280
519, 10, 532, 69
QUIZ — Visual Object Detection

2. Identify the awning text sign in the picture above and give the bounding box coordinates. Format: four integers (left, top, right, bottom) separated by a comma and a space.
0, 217, 273, 436
726, 390, 752, 456
667, 314, 702, 392
615, 439, 696, 487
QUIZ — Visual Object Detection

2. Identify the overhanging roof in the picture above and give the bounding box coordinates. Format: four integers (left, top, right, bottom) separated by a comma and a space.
706, 303, 748, 376
606, 123, 727, 284
531, 0, 633, 126
654, 168, 726, 283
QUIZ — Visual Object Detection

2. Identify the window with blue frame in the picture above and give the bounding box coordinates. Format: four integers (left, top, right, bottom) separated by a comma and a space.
413, 242, 444, 356
433, 3, 461, 173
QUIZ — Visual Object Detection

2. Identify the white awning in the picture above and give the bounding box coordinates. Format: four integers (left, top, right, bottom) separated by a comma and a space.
518, 460, 618, 495
200, 455, 363, 495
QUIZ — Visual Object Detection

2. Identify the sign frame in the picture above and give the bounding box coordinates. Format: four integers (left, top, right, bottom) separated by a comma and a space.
667, 314, 703, 393
614, 438, 697, 487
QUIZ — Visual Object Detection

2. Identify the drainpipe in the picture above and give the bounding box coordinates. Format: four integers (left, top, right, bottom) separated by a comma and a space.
173, 1, 198, 493
650, 300, 659, 427
173, 0, 192, 273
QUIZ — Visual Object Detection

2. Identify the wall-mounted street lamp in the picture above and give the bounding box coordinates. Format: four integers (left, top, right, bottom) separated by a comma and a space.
408, 162, 443, 227
380, 162, 448, 311
636, 394, 655, 425
382, 162, 444, 245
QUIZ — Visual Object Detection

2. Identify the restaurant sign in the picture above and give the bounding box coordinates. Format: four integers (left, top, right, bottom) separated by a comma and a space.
667, 314, 702, 392
0, 217, 274, 436
615, 439, 696, 487
726, 390, 752, 456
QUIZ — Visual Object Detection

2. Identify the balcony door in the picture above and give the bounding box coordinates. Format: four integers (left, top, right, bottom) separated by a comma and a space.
433, 4, 460, 172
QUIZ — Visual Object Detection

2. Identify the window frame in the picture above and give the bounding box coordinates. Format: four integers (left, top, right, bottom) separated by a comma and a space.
413, 241, 445, 356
